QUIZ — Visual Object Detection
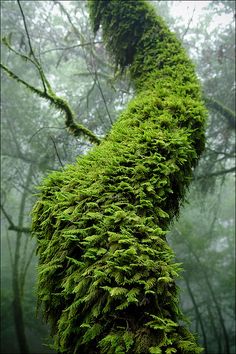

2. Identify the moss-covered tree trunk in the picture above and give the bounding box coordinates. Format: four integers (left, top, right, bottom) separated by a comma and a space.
32, 1, 206, 353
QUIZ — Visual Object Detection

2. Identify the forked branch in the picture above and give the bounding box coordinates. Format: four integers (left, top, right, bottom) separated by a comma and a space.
1, 1, 101, 145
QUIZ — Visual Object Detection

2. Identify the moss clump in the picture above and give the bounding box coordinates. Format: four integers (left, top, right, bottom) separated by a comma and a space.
32, 1, 207, 353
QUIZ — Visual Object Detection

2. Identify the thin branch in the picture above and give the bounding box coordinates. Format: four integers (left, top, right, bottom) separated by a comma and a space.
54, 1, 113, 69
181, 7, 196, 40
1, 37, 38, 67
1, 151, 36, 165
206, 147, 235, 158
205, 97, 235, 129
2, 2, 102, 145
50, 135, 64, 168
9, 225, 31, 233
86, 79, 97, 111
41, 41, 103, 55
28, 126, 66, 143
17, 0, 35, 58
1, 63, 101, 145
1, 204, 17, 229
75, 71, 111, 80
17, 0, 52, 94
94, 70, 113, 125
54, 0, 84, 43
1, 204, 31, 234
1, 63, 45, 97
88, 56, 113, 126
197, 166, 235, 179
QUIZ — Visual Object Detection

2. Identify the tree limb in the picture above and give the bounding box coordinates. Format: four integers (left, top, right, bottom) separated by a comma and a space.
1, 1, 101, 145
1, 204, 31, 234
205, 96, 235, 129
93, 66, 113, 125
197, 166, 235, 179
181, 7, 196, 40
17, 0, 53, 93
40, 41, 103, 55
50, 135, 64, 168
1, 63, 101, 145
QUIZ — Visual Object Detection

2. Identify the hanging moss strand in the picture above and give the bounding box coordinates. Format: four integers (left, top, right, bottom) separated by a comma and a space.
32, 1, 207, 353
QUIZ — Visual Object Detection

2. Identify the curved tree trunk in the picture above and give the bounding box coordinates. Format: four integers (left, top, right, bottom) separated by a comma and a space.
32, 1, 206, 353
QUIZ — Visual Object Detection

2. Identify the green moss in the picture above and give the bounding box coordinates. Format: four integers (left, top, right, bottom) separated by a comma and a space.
32, 0, 207, 353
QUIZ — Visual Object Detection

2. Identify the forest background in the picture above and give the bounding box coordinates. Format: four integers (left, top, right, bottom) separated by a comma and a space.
0, 1, 235, 353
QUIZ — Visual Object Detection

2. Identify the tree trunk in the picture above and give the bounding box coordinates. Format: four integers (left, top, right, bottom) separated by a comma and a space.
12, 165, 33, 353
188, 247, 230, 354
184, 276, 208, 353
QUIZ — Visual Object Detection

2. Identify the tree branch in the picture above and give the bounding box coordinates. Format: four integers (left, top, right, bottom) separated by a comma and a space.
181, 7, 195, 40
54, 1, 113, 69
1, 1, 101, 145
206, 147, 235, 158
205, 96, 235, 129
0, 63, 46, 97
1, 204, 31, 234
41, 41, 103, 55
50, 135, 64, 168
94, 68, 113, 125
1, 63, 101, 145
197, 166, 235, 179
17, 0, 52, 94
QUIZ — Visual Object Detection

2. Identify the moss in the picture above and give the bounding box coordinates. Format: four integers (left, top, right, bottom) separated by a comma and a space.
32, 1, 207, 353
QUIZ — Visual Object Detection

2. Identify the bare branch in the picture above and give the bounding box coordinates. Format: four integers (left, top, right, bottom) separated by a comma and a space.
17, 0, 35, 58
206, 147, 235, 158
181, 7, 196, 40
50, 135, 64, 168
94, 69, 113, 125
205, 97, 235, 129
41, 41, 103, 55
1, 204, 31, 234
197, 166, 235, 179
28, 126, 66, 143
17, 0, 53, 94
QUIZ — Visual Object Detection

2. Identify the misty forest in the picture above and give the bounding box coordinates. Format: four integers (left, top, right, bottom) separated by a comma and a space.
1, 0, 235, 353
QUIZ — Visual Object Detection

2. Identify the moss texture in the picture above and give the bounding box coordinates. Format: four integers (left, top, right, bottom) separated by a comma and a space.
32, 1, 207, 353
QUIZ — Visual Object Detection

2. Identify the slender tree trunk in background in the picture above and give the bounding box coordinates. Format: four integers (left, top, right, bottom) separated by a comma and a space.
206, 303, 222, 354
12, 165, 33, 354
188, 248, 230, 354
203, 273, 230, 354
184, 277, 208, 353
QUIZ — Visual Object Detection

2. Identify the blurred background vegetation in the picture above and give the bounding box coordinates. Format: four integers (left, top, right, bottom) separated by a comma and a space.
1, 1, 235, 353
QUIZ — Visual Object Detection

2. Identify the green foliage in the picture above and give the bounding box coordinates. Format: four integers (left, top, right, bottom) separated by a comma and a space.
32, 0, 206, 353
